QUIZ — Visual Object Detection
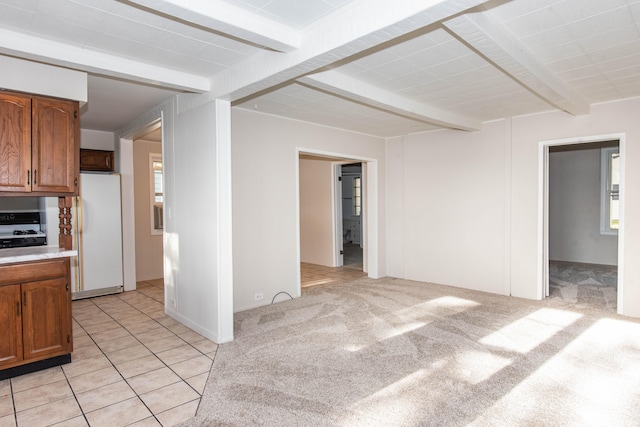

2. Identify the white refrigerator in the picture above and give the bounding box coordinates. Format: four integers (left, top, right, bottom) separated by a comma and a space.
71, 173, 124, 299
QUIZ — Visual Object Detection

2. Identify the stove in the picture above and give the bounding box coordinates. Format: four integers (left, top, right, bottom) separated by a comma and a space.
0, 212, 47, 249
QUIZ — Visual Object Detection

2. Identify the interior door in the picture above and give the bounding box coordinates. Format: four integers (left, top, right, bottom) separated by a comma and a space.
334, 165, 344, 267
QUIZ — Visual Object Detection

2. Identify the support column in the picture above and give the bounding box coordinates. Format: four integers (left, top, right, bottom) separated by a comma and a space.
215, 99, 234, 342
58, 196, 73, 250
166, 97, 234, 343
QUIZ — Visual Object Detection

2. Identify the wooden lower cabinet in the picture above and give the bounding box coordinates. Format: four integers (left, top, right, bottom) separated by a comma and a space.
22, 277, 72, 361
0, 258, 72, 373
0, 285, 23, 367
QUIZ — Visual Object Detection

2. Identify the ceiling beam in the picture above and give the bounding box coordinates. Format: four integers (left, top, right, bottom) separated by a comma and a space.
127, 0, 300, 53
299, 71, 482, 131
443, 10, 590, 116
211, 0, 492, 102
0, 29, 210, 93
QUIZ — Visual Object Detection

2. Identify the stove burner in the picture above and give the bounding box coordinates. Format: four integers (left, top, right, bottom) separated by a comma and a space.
13, 230, 38, 235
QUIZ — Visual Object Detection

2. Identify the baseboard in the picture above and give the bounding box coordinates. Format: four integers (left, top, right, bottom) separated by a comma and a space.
165, 308, 233, 344
72, 286, 123, 300
0, 354, 72, 380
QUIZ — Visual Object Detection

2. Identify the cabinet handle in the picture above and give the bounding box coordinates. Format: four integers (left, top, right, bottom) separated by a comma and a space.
34, 169, 37, 185
27, 170, 30, 185
16, 301, 21, 316
23, 291, 26, 306
106, 156, 110, 168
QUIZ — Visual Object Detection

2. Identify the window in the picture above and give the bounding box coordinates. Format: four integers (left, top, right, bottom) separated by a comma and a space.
601, 147, 619, 234
353, 177, 361, 216
150, 153, 163, 234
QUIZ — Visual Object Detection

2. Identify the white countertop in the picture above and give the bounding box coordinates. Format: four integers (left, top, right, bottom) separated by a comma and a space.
0, 246, 77, 265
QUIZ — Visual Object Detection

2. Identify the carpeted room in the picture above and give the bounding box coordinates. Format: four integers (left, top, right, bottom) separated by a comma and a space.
179, 275, 640, 426
4, 1, 640, 426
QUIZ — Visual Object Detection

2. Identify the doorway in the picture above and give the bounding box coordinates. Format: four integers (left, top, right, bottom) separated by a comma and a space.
541, 134, 624, 313
132, 125, 164, 284
298, 151, 375, 289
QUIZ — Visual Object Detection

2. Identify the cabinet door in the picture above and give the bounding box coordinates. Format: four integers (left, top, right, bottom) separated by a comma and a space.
21, 278, 72, 361
0, 93, 31, 192
80, 149, 114, 172
31, 97, 79, 194
0, 285, 23, 368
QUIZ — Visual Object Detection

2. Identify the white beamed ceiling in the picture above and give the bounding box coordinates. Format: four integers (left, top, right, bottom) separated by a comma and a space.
1, 0, 639, 136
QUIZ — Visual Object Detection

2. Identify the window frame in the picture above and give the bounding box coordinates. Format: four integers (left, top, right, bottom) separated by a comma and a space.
353, 176, 361, 217
600, 146, 619, 235
149, 153, 163, 235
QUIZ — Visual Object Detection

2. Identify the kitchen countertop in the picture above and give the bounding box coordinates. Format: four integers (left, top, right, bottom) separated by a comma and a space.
0, 246, 77, 265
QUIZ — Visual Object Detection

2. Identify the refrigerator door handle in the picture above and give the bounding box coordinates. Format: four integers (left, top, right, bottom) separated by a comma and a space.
77, 196, 84, 234
74, 195, 84, 293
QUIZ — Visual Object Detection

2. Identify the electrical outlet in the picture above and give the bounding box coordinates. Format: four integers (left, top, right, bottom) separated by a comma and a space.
255, 293, 264, 301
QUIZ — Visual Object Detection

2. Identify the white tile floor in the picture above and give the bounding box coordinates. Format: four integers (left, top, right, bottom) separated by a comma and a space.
0, 279, 217, 427
1, 263, 368, 427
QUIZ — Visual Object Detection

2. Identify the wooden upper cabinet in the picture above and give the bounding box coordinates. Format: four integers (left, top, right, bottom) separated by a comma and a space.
0, 93, 31, 192
0, 91, 79, 196
32, 96, 79, 194
80, 148, 114, 172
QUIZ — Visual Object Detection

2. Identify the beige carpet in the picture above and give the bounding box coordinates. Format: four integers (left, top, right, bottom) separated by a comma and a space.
181, 277, 640, 426
548, 261, 618, 313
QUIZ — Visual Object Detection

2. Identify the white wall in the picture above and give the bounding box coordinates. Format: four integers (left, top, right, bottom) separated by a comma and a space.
387, 97, 640, 317
80, 129, 115, 151
386, 120, 509, 295
549, 147, 617, 265
299, 158, 334, 266
117, 95, 234, 343
232, 108, 386, 311
0, 56, 87, 103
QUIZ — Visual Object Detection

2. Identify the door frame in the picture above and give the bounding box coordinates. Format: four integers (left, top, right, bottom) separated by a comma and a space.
538, 133, 625, 312
118, 115, 163, 292
333, 164, 344, 267
296, 148, 378, 289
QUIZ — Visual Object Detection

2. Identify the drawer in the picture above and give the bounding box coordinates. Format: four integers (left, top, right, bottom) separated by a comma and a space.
0, 259, 69, 286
